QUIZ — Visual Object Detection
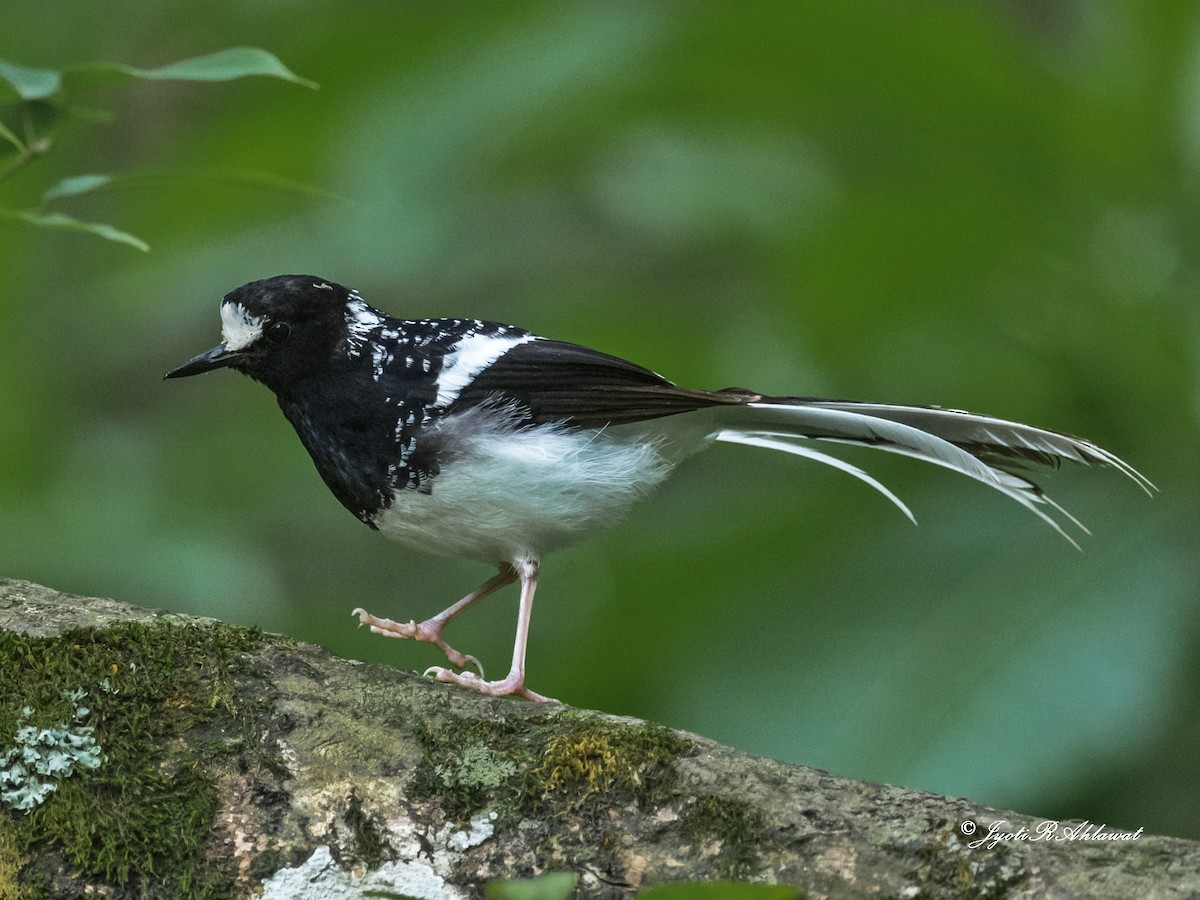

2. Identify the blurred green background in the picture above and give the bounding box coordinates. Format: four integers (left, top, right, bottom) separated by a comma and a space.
3, 0, 1198, 840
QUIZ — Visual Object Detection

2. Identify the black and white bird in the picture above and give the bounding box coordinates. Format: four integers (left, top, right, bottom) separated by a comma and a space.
166, 275, 1152, 702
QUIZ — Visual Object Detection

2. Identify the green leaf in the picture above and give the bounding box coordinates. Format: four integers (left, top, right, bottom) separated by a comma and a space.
636, 885, 803, 900
10, 211, 149, 251
62, 48, 318, 93
41, 174, 116, 204
0, 59, 61, 101
132, 47, 318, 87
486, 872, 579, 900
38, 169, 337, 208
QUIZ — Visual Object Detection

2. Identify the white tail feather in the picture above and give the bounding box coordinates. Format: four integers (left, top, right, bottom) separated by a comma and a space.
702, 399, 1151, 546
809, 401, 1156, 494
714, 430, 916, 523
827, 436, 1084, 548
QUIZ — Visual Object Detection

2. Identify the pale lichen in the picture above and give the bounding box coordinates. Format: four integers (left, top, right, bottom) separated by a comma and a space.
0, 690, 102, 811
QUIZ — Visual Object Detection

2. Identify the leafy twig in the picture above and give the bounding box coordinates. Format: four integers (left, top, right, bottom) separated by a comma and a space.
0, 47, 317, 250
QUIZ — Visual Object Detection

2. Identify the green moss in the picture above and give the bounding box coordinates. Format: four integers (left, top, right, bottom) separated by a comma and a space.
409, 710, 695, 838
681, 795, 768, 880
343, 791, 390, 869
410, 717, 531, 822
0, 619, 267, 897
534, 715, 693, 813
0, 816, 31, 900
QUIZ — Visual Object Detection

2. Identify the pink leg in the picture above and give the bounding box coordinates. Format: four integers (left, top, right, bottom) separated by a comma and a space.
426, 559, 554, 702
352, 565, 517, 674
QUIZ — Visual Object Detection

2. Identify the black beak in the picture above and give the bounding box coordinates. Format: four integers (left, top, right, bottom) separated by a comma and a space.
164, 344, 243, 379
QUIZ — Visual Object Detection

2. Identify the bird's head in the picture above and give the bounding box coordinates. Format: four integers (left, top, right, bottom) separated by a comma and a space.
165, 275, 358, 391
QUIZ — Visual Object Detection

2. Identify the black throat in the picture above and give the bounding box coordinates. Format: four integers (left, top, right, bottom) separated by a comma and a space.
272, 354, 443, 526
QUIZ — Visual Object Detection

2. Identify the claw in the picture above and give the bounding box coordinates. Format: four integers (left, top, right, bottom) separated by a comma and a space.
352, 563, 556, 701
424, 665, 467, 681
352, 567, 518, 672
424, 666, 554, 703
354, 606, 478, 670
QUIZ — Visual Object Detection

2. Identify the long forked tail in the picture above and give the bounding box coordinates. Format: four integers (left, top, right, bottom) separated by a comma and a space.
710, 397, 1155, 547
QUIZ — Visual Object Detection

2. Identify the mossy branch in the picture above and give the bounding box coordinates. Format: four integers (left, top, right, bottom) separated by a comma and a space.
2, 577, 1199, 899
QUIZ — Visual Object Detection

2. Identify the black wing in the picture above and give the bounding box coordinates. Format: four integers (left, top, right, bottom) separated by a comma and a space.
446, 339, 752, 428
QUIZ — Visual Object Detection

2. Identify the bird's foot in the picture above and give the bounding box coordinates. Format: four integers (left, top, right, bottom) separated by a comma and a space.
352, 607, 484, 676
423, 666, 555, 703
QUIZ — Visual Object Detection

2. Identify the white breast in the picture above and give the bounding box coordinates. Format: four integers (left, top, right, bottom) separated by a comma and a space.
372, 416, 678, 564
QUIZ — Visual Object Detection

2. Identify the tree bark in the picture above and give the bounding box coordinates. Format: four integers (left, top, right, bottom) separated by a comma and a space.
1, 577, 1197, 899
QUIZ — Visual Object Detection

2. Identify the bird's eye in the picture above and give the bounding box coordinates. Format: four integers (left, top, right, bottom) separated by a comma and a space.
265, 321, 292, 344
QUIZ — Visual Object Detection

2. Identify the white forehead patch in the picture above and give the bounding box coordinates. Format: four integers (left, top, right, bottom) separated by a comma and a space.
220, 301, 266, 351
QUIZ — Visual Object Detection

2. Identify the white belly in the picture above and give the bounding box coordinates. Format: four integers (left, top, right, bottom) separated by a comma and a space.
372, 420, 679, 564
